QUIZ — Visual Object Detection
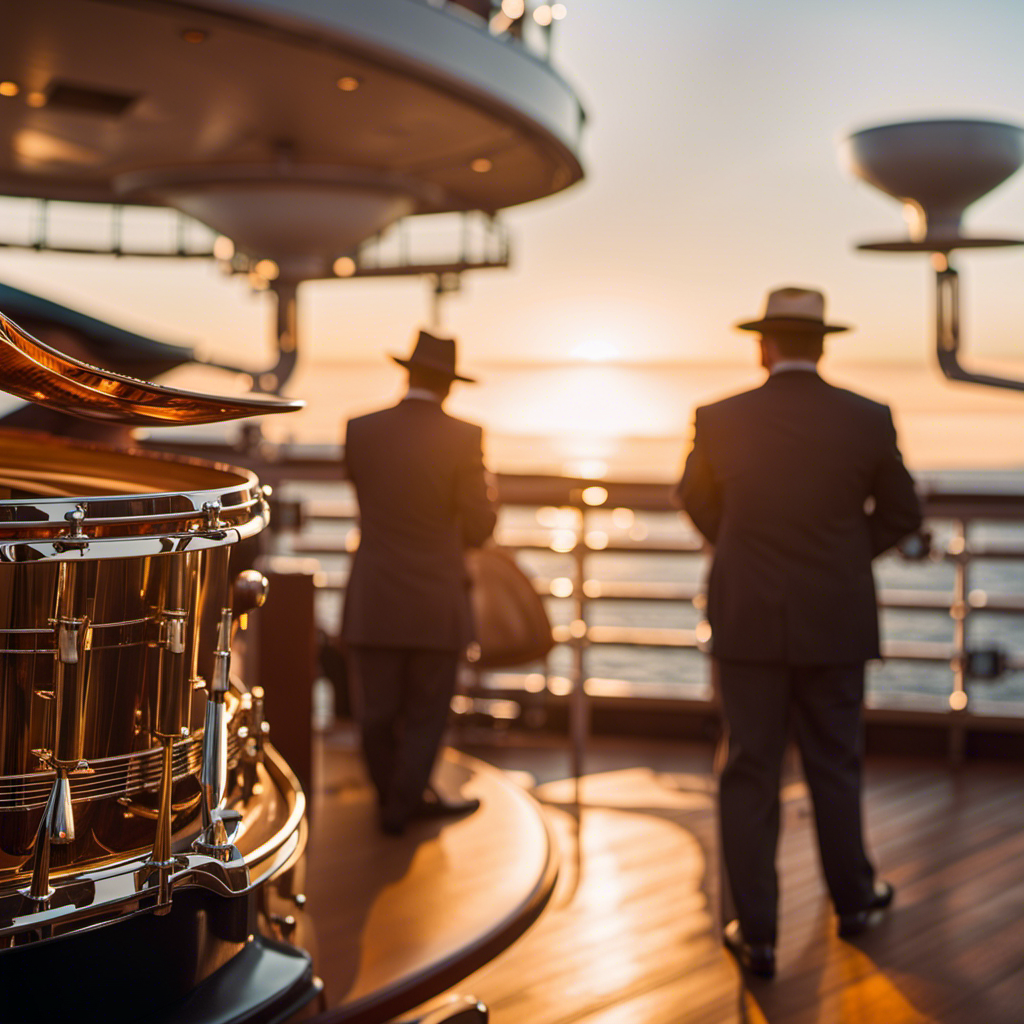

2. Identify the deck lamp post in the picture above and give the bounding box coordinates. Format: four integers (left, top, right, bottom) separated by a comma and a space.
839, 118, 1023, 744
839, 117, 1024, 392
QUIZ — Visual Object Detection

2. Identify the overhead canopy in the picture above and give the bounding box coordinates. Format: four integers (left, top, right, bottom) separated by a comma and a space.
0, 281, 196, 379
0, 0, 586, 275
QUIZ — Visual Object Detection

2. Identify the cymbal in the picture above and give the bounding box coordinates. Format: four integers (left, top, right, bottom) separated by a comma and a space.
0, 310, 303, 427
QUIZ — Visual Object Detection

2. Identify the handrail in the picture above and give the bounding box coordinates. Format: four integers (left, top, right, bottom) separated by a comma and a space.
136, 438, 1024, 756
281, 480, 1024, 751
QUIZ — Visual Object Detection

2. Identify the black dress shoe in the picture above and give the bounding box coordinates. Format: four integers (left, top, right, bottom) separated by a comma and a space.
412, 786, 481, 820
379, 806, 408, 836
838, 880, 895, 937
723, 920, 776, 979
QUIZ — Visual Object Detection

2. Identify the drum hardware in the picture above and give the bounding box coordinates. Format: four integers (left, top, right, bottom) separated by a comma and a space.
139, 556, 200, 912
233, 568, 270, 629
22, 564, 96, 902
203, 500, 224, 531
197, 608, 245, 862
269, 912, 297, 940
52, 503, 90, 554
237, 687, 270, 800
135, 739, 186, 913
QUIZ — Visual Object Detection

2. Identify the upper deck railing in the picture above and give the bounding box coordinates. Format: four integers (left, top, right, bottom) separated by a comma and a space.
437, 0, 567, 61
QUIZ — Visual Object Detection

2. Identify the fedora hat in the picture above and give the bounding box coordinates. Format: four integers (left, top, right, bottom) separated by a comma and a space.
391, 329, 476, 383
736, 286, 850, 334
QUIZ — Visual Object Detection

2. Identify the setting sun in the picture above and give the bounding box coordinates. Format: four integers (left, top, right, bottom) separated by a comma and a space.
569, 339, 621, 362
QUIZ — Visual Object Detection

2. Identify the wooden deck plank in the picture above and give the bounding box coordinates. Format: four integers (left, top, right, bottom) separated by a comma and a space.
419, 741, 1023, 1024
309, 734, 1024, 1024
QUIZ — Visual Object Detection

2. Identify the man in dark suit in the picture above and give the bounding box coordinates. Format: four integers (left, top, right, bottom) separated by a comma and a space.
342, 330, 498, 835
676, 287, 922, 978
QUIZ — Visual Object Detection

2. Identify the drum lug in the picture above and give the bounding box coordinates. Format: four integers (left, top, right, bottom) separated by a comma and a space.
203, 500, 224, 529
57, 616, 90, 664
162, 609, 187, 655
196, 500, 227, 539
54, 503, 90, 552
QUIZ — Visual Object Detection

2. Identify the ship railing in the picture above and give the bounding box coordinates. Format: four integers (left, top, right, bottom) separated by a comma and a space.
436, 1, 564, 60
268, 470, 1024, 762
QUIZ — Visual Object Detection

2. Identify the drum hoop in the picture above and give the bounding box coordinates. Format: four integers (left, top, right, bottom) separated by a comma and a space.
0, 520, 266, 561
0, 484, 260, 520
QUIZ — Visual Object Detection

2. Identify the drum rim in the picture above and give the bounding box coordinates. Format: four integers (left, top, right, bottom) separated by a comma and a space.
0, 431, 267, 544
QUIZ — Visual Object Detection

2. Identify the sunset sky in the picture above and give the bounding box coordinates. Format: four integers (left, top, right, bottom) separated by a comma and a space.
3, 0, 1024, 470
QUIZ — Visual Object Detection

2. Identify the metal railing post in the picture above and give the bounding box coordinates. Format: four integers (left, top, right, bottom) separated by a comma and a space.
569, 506, 589, 789
949, 518, 969, 764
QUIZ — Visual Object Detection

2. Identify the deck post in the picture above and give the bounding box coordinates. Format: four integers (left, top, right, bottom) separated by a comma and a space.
949, 519, 969, 764
569, 507, 589, 795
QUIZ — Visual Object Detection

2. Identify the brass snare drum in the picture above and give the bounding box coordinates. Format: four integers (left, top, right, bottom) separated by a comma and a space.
0, 432, 267, 883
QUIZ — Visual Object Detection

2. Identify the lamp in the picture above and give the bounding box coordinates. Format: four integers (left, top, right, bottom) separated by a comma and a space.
839, 117, 1024, 392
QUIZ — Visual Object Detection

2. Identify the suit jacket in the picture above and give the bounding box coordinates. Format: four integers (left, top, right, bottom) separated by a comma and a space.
676, 371, 922, 665
341, 397, 498, 651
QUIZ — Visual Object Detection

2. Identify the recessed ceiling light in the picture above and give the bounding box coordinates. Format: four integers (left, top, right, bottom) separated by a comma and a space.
0, 82, 20, 98
333, 256, 357, 277
471, 158, 493, 173
181, 28, 208, 44
213, 236, 235, 261
254, 258, 280, 281
25, 91, 46, 108
337, 76, 361, 92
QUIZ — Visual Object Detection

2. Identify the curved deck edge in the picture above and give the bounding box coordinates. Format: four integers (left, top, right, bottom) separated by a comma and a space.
311, 748, 560, 1024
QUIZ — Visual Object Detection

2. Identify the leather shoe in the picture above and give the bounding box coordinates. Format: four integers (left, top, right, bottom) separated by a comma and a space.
838, 880, 894, 937
723, 919, 775, 979
411, 785, 481, 820
378, 807, 407, 837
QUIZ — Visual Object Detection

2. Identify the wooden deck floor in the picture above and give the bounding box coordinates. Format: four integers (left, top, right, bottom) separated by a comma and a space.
307, 731, 1024, 1024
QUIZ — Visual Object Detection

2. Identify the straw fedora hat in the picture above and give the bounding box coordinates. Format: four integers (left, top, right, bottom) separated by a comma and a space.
736, 286, 850, 334
391, 329, 476, 383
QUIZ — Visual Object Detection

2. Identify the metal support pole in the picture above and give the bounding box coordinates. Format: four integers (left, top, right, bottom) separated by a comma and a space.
949, 519, 969, 764
935, 260, 1024, 392
259, 278, 299, 394
569, 509, 588, 796
430, 275, 443, 330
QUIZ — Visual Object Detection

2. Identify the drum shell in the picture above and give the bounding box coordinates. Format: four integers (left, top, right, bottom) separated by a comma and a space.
0, 433, 270, 889
0, 547, 232, 878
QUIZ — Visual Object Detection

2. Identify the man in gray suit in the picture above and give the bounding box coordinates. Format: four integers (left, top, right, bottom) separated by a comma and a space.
676, 287, 922, 978
342, 330, 498, 835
